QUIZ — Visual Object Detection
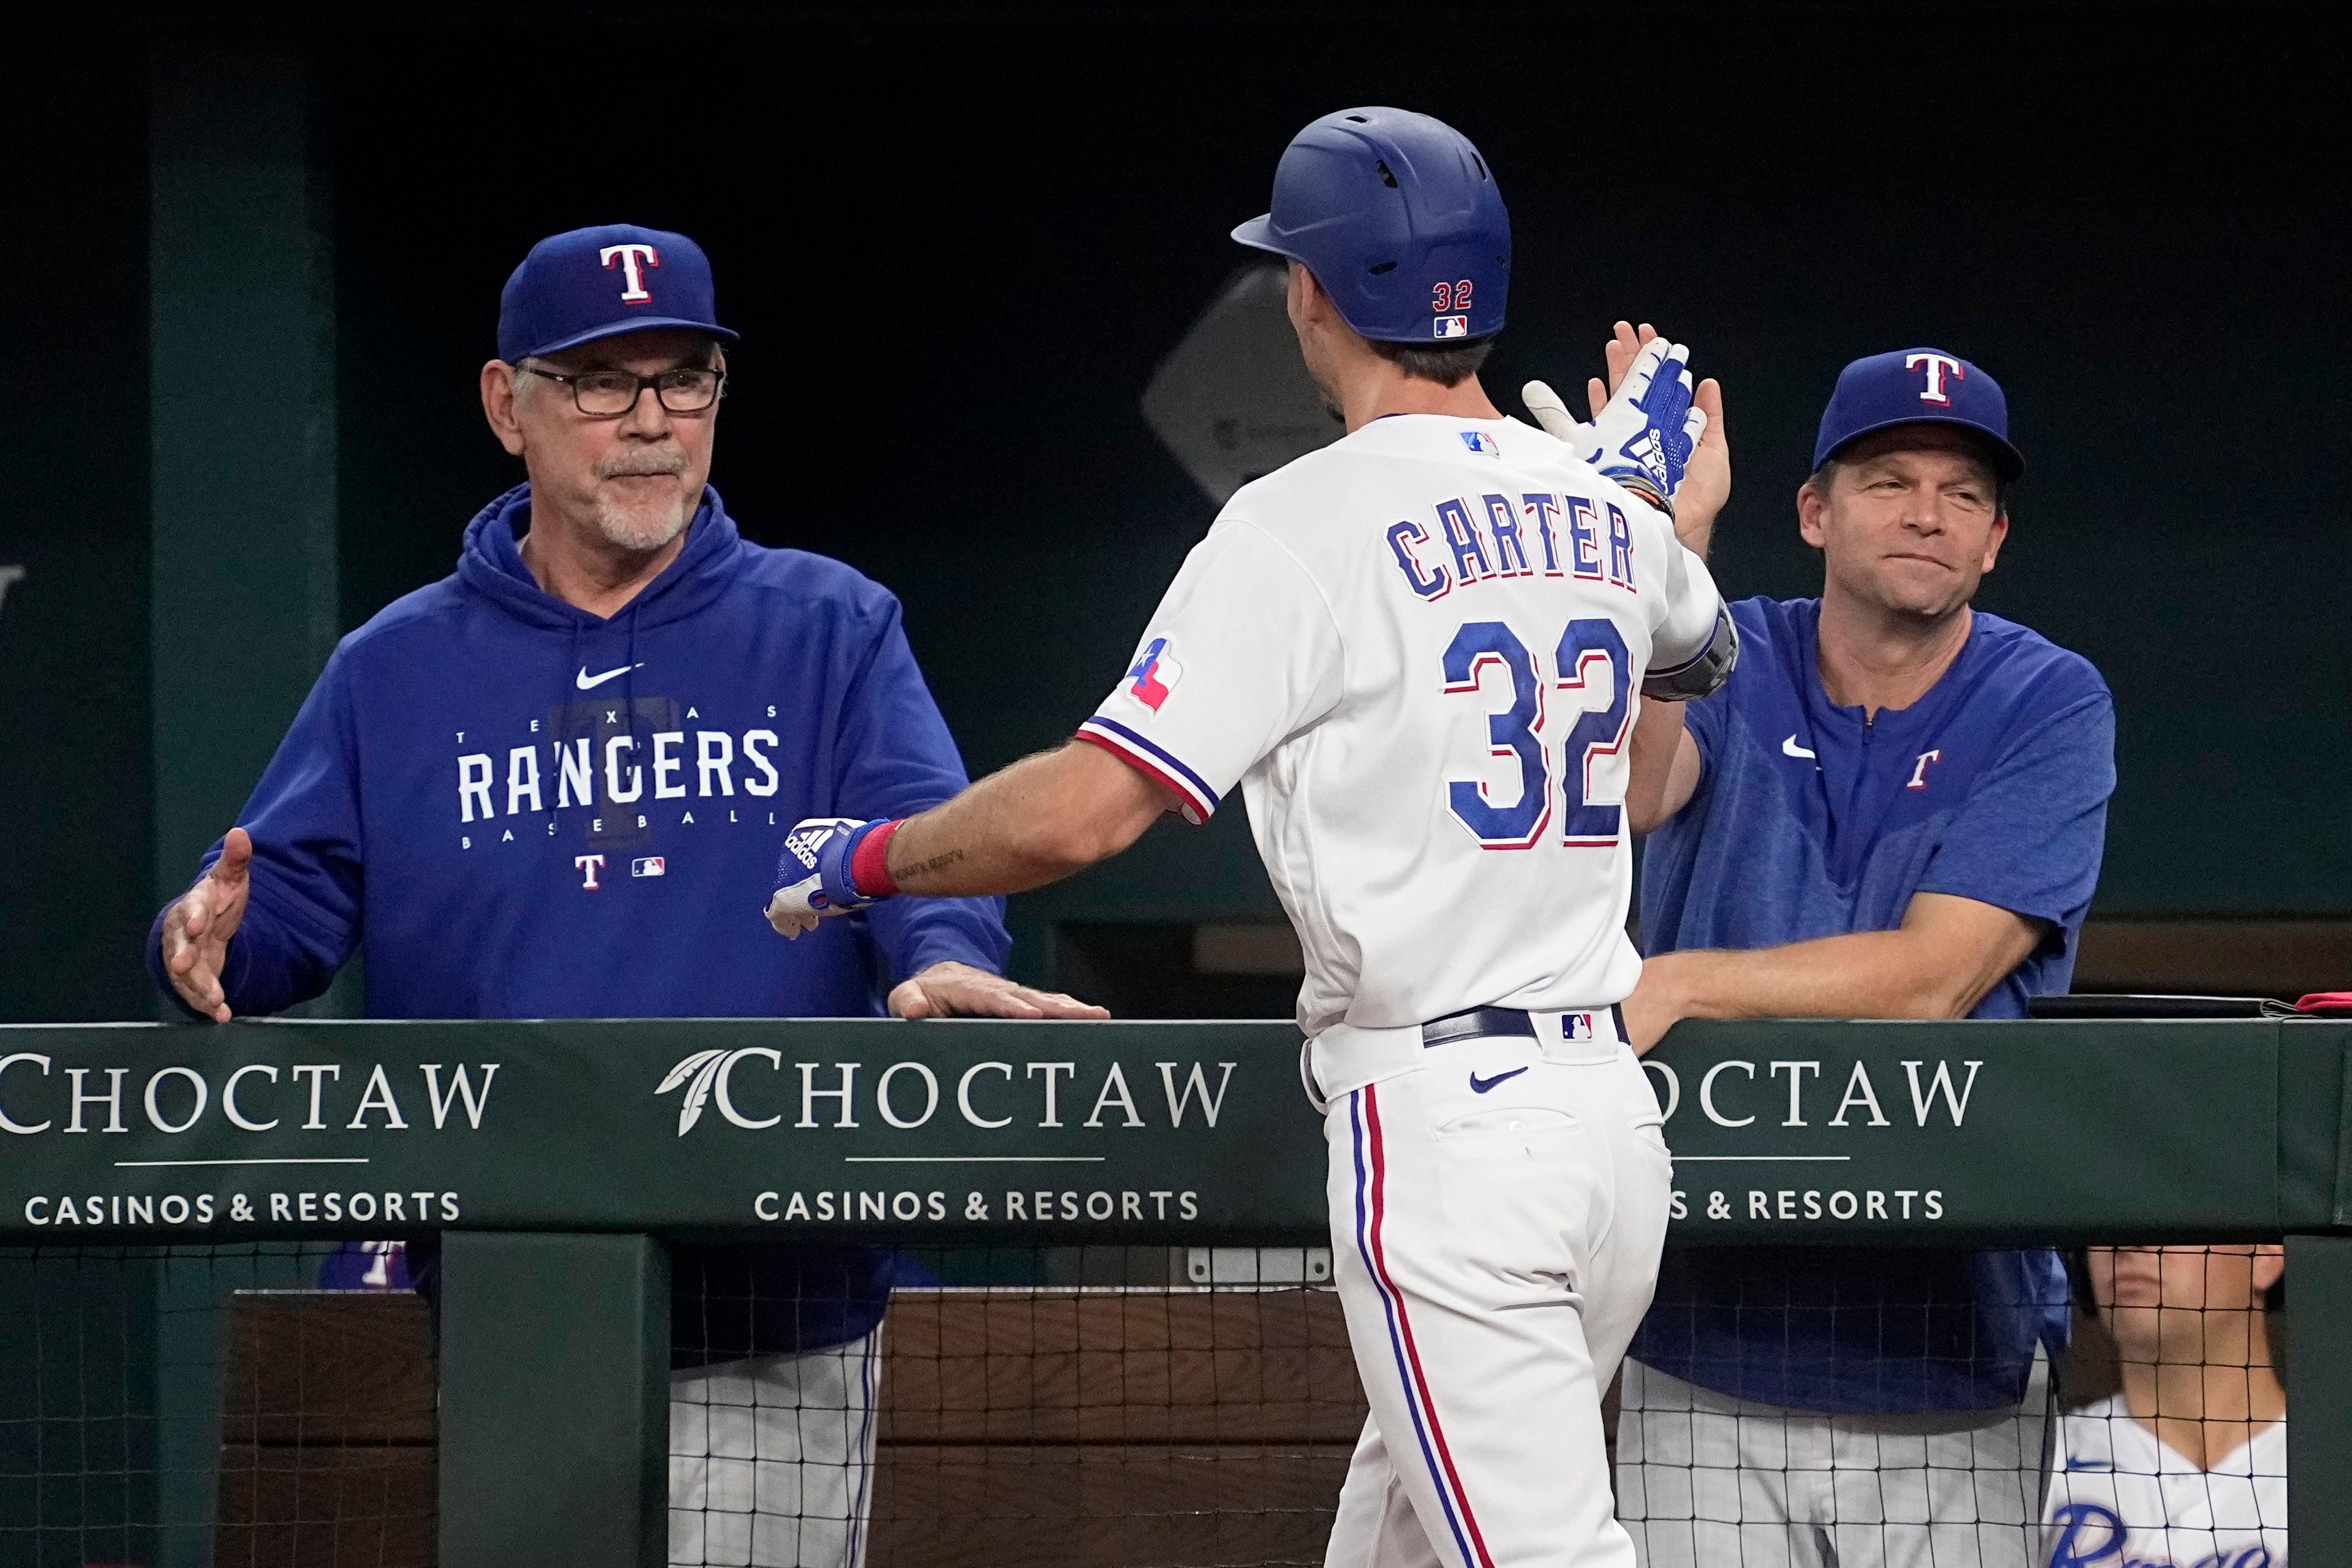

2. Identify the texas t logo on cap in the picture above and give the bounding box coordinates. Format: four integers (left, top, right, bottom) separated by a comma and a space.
497, 224, 737, 364
1811, 346, 2024, 481
1905, 352, 1964, 405
600, 242, 660, 303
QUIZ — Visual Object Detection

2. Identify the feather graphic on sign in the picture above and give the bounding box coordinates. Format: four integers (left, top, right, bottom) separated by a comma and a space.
657, 1049, 725, 1095
676, 1056, 727, 1136
657, 1049, 729, 1136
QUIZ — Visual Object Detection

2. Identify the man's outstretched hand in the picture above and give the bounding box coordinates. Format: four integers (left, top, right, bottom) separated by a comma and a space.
159, 827, 252, 1023
889, 961, 1110, 1020
1525, 320, 1730, 558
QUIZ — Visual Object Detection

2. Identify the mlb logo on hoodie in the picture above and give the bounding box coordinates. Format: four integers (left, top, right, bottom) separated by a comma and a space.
632, 856, 666, 878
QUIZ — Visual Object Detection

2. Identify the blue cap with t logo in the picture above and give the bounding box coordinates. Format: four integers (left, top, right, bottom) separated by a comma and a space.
1812, 348, 2023, 480
497, 223, 738, 363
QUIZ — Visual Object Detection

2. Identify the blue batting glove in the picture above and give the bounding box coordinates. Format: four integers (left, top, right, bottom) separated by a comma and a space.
766, 817, 887, 939
1595, 340, 1700, 507
1527, 338, 1708, 513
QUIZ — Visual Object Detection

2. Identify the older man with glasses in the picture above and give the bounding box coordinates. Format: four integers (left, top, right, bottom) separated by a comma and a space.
151, 223, 1101, 1565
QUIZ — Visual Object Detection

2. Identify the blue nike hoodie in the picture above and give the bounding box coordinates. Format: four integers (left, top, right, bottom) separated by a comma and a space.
149, 483, 1010, 1361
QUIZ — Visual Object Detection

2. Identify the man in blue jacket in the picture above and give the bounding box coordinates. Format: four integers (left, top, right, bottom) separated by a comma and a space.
150, 224, 1100, 1567
1612, 350, 2116, 1567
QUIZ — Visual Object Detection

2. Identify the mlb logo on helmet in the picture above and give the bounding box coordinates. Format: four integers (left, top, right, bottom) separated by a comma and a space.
1126, 637, 1184, 713
632, 856, 666, 878
497, 223, 740, 365
1230, 107, 1509, 346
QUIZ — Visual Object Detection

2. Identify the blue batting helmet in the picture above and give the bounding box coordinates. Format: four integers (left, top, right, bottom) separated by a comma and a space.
1232, 107, 1509, 344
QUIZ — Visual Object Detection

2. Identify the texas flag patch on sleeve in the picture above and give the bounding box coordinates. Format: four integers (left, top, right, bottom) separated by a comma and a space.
1074, 632, 1220, 825
1124, 635, 1184, 713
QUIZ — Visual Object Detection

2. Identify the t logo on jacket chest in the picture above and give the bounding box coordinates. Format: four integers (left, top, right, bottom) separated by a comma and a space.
1906, 749, 1943, 791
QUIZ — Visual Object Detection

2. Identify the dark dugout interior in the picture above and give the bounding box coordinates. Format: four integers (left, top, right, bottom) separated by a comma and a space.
4, 4, 2346, 1019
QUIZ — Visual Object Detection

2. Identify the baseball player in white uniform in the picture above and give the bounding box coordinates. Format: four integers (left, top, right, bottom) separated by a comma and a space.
2044, 1245, 2288, 1567
765, 106, 1736, 1567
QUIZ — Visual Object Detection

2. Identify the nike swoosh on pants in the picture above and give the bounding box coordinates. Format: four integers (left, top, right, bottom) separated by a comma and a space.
1468, 1066, 1529, 1094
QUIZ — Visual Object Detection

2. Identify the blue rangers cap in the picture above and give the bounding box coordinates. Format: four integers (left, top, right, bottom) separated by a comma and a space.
497, 223, 738, 363
1232, 106, 1509, 344
1813, 348, 2024, 481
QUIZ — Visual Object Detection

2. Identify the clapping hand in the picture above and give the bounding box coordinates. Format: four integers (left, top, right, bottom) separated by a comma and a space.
1524, 321, 1729, 555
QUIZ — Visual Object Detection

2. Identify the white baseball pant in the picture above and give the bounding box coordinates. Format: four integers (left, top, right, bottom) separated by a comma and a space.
1323, 1024, 1674, 1568
667, 1328, 883, 1568
1615, 1354, 2051, 1568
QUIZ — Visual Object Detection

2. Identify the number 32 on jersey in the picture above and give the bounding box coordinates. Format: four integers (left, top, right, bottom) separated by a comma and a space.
1441, 618, 1630, 850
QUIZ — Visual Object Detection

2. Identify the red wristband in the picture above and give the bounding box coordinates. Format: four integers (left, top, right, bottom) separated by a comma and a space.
1616, 474, 1673, 516
849, 819, 903, 898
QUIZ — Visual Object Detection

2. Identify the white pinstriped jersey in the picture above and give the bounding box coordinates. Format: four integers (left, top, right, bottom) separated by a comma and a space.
1077, 413, 1722, 1043
2044, 1398, 2287, 1566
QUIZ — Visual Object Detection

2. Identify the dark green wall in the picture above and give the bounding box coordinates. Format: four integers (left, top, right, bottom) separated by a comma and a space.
3, 9, 2347, 1020
330, 15, 2351, 933
0, 48, 152, 1023
149, 49, 340, 918
0, 1251, 160, 1565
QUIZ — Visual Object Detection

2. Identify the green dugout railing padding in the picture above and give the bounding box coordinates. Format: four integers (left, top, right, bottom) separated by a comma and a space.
3, 1017, 2348, 1563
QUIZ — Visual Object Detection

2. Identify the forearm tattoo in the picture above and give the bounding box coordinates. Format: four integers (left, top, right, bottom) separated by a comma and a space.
893, 846, 967, 889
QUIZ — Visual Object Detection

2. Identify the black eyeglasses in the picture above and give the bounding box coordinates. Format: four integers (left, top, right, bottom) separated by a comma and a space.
523, 365, 726, 416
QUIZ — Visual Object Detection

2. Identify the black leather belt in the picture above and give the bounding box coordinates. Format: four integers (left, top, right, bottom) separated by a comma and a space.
1419, 1004, 1628, 1049
1420, 1006, 1537, 1048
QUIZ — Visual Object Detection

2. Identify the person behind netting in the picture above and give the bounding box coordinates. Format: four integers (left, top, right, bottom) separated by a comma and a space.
149, 223, 1102, 1568
1612, 348, 2118, 1567
2044, 1245, 2287, 1567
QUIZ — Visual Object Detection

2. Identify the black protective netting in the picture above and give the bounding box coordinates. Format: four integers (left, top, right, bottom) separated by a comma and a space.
0, 1242, 2291, 1567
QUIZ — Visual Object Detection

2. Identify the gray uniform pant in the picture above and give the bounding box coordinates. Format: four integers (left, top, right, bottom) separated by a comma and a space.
1615, 1355, 2051, 1568
667, 1328, 883, 1568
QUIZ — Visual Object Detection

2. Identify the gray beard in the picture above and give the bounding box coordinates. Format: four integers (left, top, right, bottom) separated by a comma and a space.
588, 493, 693, 554
587, 452, 695, 553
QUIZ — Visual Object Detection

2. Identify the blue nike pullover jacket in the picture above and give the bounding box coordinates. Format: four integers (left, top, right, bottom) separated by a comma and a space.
149, 483, 1009, 1363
